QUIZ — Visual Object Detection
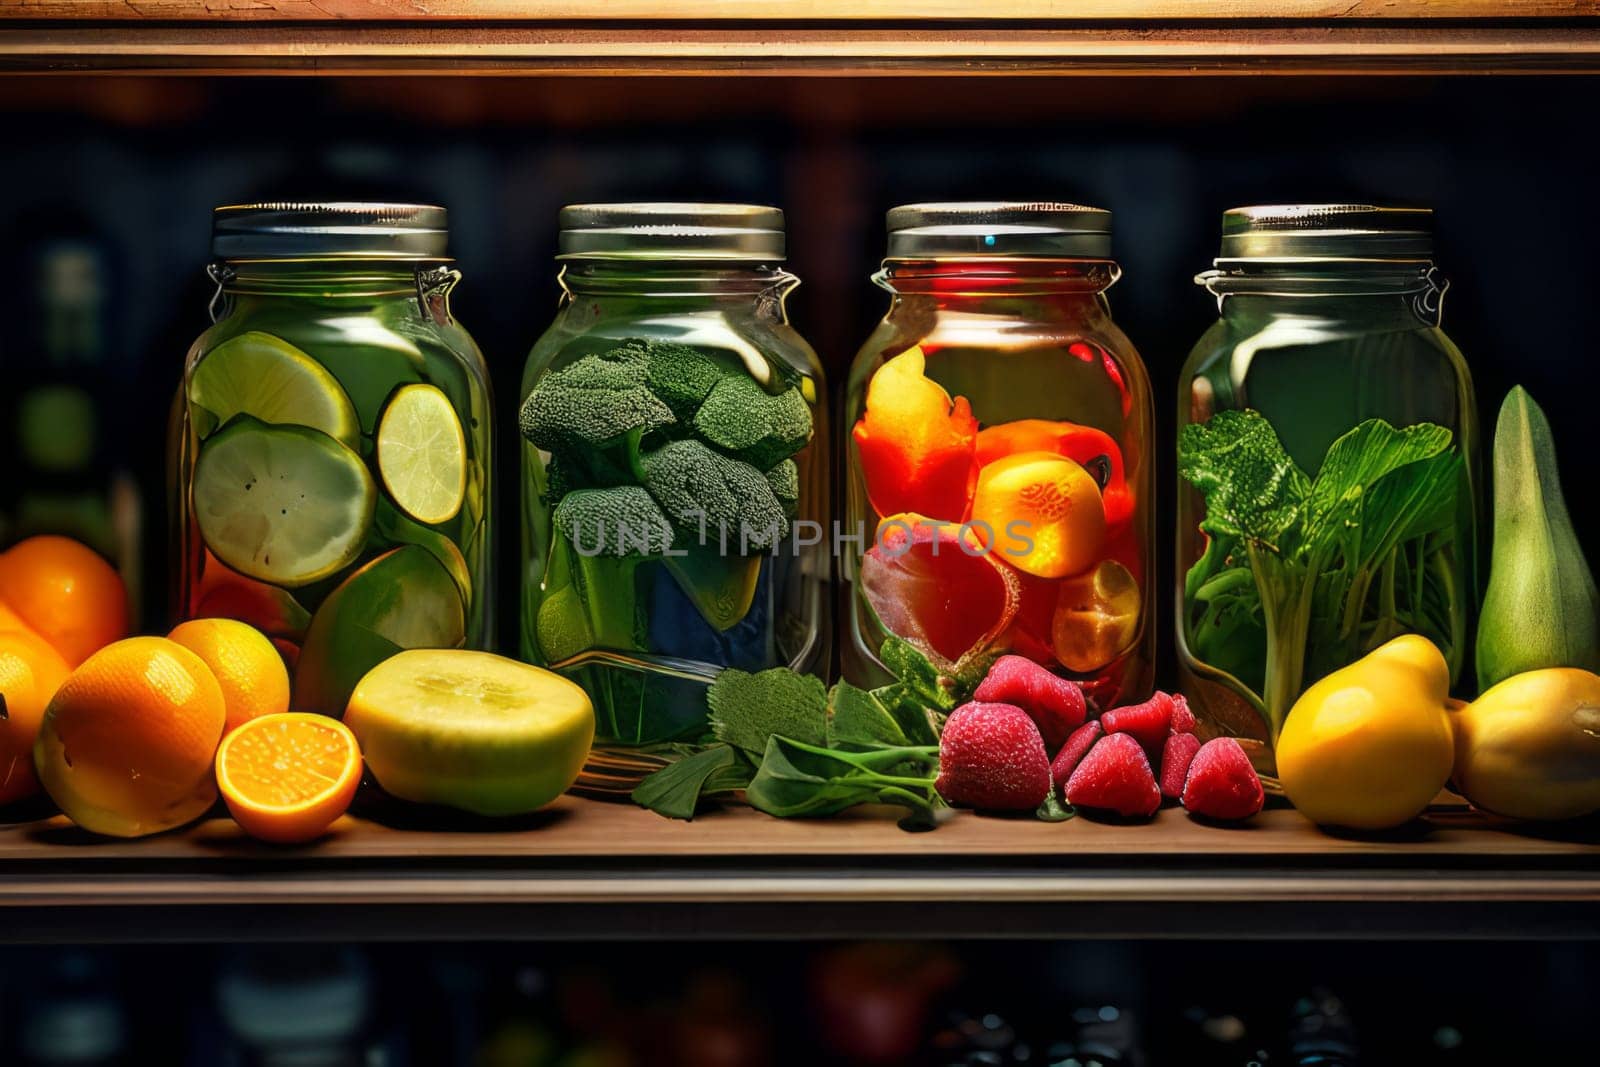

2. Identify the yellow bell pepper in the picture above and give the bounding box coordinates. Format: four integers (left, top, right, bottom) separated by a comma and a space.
1276, 634, 1455, 830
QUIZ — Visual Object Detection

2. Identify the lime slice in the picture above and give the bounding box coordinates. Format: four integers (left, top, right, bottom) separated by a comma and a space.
190, 331, 361, 448
376, 383, 467, 525
293, 546, 467, 718
193, 416, 376, 588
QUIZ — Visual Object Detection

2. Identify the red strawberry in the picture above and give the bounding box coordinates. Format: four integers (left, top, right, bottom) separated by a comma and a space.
1181, 738, 1264, 821
1170, 693, 1197, 734
936, 702, 1052, 811
1100, 691, 1174, 751
1064, 733, 1160, 818
1050, 720, 1103, 796
1158, 731, 1202, 801
973, 655, 1087, 752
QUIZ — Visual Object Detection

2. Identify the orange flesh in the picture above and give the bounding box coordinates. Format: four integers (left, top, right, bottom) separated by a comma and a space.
220, 716, 355, 809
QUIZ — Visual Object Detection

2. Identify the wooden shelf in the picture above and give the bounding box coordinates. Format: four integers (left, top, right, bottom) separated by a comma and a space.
3, 12, 1600, 76
4, 796, 1598, 942
7, 2, 1595, 22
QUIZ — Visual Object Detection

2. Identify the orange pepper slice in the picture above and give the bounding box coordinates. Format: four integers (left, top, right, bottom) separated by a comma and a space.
852, 347, 978, 523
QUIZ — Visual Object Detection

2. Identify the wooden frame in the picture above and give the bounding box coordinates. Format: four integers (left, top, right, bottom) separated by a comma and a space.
2, 2, 1596, 22
5, 25, 1600, 75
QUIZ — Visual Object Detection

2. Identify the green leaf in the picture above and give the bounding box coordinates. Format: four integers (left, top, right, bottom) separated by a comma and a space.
743, 735, 940, 819
827, 681, 911, 749
880, 635, 958, 711
631, 744, 750, 820
707, 668, 827, 758
1036, 791, 1076, 823
1178, 409, 1309, 548
1302, 418, 1453, 546
869, 682, 944, 747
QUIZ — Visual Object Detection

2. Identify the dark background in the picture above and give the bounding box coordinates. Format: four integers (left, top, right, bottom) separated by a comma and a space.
2, 937, 1595, 1063
2, 73, 1595, 671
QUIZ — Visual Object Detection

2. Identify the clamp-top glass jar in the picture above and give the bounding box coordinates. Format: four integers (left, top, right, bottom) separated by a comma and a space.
172, 203, 492, 718
1177, 205, 1479, 779
843, 203, 1156, 709
519, 204, 828, 779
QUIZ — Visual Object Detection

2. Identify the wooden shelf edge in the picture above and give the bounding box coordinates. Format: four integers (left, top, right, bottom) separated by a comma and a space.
6, 870, 1600, 909
4, 25, 1600, 76
4, 2, 1597, 24
3, 797, 1596, 939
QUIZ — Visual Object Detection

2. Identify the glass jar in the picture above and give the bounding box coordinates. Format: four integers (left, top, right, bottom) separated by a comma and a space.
843, 203, 1156, 709
1176, 205, 1479, 779
519, 204, 828, 779
172, 203, 492, 718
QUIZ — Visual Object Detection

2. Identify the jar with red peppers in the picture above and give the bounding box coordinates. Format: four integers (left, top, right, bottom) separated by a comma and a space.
841, 202, 1155, 709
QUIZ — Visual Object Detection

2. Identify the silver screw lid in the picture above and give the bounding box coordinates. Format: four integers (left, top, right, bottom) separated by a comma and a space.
885, 201, 1112, 258
557, 203, 785, 261
212, 202, 449, 261
1217, 204, 1434, 262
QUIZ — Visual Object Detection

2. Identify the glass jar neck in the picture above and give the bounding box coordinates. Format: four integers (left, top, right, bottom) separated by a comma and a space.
213, 259, 457, 324
558, 260, 797, 300
875, 257, 1120, 299
219, 259, 437, 298
1200, 261, 1447, 328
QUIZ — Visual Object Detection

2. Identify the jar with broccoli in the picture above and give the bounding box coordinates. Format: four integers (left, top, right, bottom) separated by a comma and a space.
519, 204, 828, 785
1177, 205, 1479, 781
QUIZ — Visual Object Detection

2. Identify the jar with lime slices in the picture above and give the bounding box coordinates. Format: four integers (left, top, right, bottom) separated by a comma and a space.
520, 204, 828, 786
172, 203, 490, 718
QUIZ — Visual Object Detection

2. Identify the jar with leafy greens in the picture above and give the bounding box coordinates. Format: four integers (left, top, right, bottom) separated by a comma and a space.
519, 204, 828, 788
1177, 205, 1479, 780
173, 203, 491, 718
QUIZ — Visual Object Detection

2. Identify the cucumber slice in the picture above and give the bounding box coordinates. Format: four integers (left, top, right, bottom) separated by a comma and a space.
293, 546, 466, 719
189, 331, 360, 448
193, 417, 376, 588
376, 383, 467, 525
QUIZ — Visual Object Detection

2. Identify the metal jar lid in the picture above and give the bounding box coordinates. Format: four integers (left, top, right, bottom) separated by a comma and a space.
1216, 204, 1434, 262
885, 202, 1112, 258
557, 203, 785, 261
212, 202, 449, 261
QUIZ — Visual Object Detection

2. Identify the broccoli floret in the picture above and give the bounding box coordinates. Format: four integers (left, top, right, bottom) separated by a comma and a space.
707, 667, 828, 758
765, 459, 800, 520
640, 439, 789, 552
519, 347, 674, 458
691, 375, 813, 469
537, 487, 673, 659
635, 339, 737, 420
554, 486, 673, 557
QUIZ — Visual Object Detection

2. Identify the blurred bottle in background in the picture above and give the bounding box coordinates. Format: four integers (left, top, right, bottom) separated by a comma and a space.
215, 947, 402, 1067
1285, 988, 1359, 1067
2, 212, 143, 620
14, 951, 128, 1067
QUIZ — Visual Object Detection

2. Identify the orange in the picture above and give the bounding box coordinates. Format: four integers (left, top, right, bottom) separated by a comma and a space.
0, 535, 129, 667
216, 712, 361, 844
0, 628, 73, 805
168, 618, 291, 734
969, 450, 1108, 579
0, 597, 30, 633
34, 636, 227, 838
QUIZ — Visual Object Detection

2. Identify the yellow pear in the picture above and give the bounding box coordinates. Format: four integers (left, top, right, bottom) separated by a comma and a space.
1452, 668, 1600, 822
1277, 635, 1455, 830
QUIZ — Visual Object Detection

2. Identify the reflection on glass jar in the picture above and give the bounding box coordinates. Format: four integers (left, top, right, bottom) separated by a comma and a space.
171, 203, 492, 719
1176, 205, 1480, 781
518, 204, 828, 784
843, 203, 1156, 711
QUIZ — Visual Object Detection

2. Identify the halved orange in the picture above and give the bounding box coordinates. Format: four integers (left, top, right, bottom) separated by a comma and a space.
216, 712, 361, 844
